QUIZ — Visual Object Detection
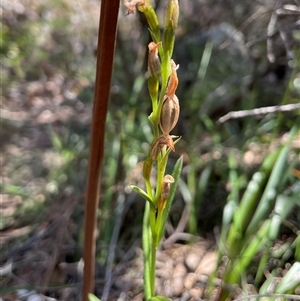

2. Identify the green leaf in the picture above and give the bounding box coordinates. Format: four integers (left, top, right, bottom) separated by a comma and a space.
130, 185, 156, 211
234, 149, 279, 237
226, 219, 272, 286
245, 125, 298, 237
259, 270, 277, 294
269, 194, 298, 240
88, 293, 101, 301
158, 156, 183, 243
275, 262, 300, 293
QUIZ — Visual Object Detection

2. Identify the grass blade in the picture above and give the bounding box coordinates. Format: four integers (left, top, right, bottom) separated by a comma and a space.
245, 125, 298, 237
158, 156, 183, 243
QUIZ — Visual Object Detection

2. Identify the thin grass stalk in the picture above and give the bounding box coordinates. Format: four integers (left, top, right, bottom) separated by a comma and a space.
190, 40, 213, 104
254, 240, 271, 286
218, 220, 271, 301
82, 1, 119, 300
99, 137, 121, 262
272, 48, 299, 135
101, 193, 125, 301
193, 165, 212, 233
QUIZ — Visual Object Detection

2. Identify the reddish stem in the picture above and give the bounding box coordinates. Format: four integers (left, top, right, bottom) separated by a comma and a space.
82, 1, 119, 300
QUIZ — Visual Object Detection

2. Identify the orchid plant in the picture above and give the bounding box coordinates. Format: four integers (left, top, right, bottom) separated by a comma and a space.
125, 1, 182, 300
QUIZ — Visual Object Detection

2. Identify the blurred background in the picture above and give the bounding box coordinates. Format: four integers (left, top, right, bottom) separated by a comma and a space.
1, 0, 300, 300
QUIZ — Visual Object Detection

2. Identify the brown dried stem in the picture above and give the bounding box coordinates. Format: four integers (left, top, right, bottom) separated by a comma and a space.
82, 1, 119, 300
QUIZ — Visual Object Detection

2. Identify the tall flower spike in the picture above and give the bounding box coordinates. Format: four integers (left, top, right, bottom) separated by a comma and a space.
148, 42, 161, 78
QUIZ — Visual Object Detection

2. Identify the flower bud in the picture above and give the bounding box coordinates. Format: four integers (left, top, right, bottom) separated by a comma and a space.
163, 0, 179, 57
160, 59, 179, 135
165, 0, 179, 29
148, 42, 161, 78
159, 94, 179, 135
161, 174, 174, 199
144, 7, 161, 42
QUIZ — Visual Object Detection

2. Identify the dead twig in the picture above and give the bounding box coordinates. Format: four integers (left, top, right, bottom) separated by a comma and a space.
267, 12, 277, 63
217, 103, 300, 124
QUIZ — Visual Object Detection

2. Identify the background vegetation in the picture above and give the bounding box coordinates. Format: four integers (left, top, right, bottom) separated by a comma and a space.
1, 0, 299, 300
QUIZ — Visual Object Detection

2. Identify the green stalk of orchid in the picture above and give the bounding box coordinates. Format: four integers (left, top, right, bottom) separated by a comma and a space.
125, 1, 182, 300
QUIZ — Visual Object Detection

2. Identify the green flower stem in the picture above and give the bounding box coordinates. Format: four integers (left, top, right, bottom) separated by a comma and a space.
155, 150, 168, 204
148, 76, 159, 113
145, 178, 154, 200
146, 74, 170, 300
150, 86, 168, 135
154, 206, 164, 246
152, 123, 160, 140
150, 241, 157, 296
163, 28, 175, 60
143, 202, 152, 300
148, 209, 159, 297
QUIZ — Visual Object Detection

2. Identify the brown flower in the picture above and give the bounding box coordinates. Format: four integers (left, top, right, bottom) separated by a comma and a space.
166, 59, 179, 97
148, 42, 161, 78
159, 60, 180, 135
150, 134, 176, 160
158, 174, 175, 210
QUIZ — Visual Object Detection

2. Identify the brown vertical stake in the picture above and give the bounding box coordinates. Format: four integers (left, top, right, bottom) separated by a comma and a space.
82, 1, 120, 301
